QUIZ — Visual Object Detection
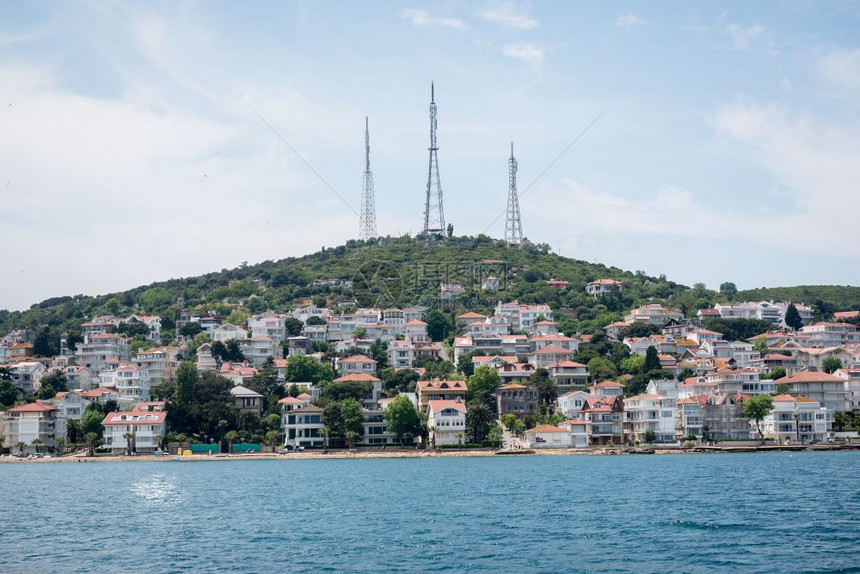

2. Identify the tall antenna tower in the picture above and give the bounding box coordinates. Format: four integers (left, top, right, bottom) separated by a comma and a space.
423, 82, 446, 239
359, 116, 377, 241
504, 142, 523, 245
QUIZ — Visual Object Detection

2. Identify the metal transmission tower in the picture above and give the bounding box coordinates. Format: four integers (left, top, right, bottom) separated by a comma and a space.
423, 82, 446, 239
359, 116, 377, 241
504, 142, 524, 245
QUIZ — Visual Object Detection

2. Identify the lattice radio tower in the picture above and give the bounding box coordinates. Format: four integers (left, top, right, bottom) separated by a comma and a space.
423, 82, 446, 239
359, 116, 377, 241
504, 142, 523, 245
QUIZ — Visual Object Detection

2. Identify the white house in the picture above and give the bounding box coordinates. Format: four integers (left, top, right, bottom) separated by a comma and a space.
230, 385, 264, 416
557, 390, 593, 418
761, 394, 828, 443
7, 361, 47, 394
623, 393, 677, 443
238, 335, 282, 367
522, 425, 573, 448
336, 354, 378, 375
248, 313, 288, 342
213, 323, 249, 342
101, 410, 167, 454
585, 279, 622, 298
281, 399, 325, 448
387, 339, 414, 368
558, 419, 589, 447
1, 403, 57, 454
99, 365, 151, 407
427, 399, 468, 446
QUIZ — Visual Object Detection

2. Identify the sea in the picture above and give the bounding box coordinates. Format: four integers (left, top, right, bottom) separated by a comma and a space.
2, 451, 859, 573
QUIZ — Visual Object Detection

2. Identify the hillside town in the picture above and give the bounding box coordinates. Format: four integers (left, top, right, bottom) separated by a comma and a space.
2, 282, 860, 458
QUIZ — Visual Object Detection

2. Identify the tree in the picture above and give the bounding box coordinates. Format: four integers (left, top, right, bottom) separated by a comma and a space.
457, 353, 476, 377
322, 403, 344, 441
81, 402, 106, 439
425, 309, 453, 342
676, 368, 695, 382
175, 361, 197, 405
587, 357, 617, 382
822, 357, 842, 374
381, 368, 419, 395
265, 429, 281, 450
501, 413, 518, 432
753, 338, 770, 356
85, 432, 99, 456
644, 346, 660, 372
66, 419, 82, 444
776, 382, 789, 394
306, 316, 327, 326
383, 395, 422, 446
620, 354, 645, 375
123, 432, 134, 456
179, 322, 203, 338
768, 367, 787, 381
785, 303, 803, 331
743, 394, 774, 443
529, 368, 557, 408
719, 282, 738, 300
31, 438, 44, 453
0, 380, 19, 409
487, 424, 503, 448
340, 398, 365, 448
467, 366, 501, 411
285, 355, 335, 384
643, 429, 657, 444
466, 401, 494, 443
55, 437, 67, 455
15, 441, 26, 456
284, 317, 304, 336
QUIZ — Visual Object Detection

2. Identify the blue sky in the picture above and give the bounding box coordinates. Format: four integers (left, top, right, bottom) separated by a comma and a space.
1, 1, 859, 311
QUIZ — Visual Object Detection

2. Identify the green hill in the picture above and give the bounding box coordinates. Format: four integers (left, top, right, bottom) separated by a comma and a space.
2, 235, 858, 355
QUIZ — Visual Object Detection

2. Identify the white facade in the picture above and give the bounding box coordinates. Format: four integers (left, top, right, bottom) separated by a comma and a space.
248, 313, 288, 342
102, 410, 167, 453
427, 400, 467, 446
761, 395, 828, 443
624, 394, 677, 443
99, 365, 151, 407
523, 425, 573, 448
213, 323, 248, 342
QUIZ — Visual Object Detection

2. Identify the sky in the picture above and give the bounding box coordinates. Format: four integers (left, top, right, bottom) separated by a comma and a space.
1, 1, 859, 311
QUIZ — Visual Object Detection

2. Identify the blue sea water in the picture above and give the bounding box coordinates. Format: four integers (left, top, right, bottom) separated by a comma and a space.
2, 452, 859, 573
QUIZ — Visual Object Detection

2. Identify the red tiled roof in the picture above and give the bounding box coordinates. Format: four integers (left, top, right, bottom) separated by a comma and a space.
525, 424, 569, 434
333, 373, 380, 383
776, 370, 843, 383
428, 400, 467, 413
6, 402, 57, 413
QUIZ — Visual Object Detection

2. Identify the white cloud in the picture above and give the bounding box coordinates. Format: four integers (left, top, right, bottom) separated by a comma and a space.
615, 13, 648, 28
479, 1, 538, 29
725, 22, 765, 50
401, 9, 467, 31
501, 43, 544, 67
820, 48, 860, 93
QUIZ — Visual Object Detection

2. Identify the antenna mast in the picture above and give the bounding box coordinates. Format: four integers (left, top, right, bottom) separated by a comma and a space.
359, 116, 377, 240
504, 142, 523, 245
423, 82, 446, 239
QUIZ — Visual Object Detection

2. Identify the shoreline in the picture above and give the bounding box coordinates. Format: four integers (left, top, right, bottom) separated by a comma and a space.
2, 443, 857, 463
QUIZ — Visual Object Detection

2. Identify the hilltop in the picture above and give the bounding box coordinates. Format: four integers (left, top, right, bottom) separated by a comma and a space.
1, 234, 858, 352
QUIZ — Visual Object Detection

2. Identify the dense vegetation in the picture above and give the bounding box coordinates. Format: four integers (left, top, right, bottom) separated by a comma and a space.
2, 235, 858, 356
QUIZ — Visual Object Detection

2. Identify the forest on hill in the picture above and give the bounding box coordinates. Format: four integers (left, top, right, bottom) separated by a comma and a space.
1, 235, 858, 355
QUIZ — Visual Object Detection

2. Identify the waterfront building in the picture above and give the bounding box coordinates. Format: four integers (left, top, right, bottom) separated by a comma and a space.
624, 394, 677, 443
496, 384, 539, 419
761, 395, 828, 443
1, 403, 57, 454
427, 399, 467, 446
523, 425, 572, 448
101, 410, 167, 454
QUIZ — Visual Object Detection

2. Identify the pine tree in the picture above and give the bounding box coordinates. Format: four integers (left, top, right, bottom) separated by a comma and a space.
785, 304, 803, 331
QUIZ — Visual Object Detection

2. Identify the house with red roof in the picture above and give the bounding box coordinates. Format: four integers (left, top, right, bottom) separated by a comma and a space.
336, 354, 378, 376
523, 424, 573, 448
774, 370, 846, 418
585, 278, 622, 298
102, 410, 167, 454
762, 394, 828, 443
417, 379, 468, 413
1, 402, 58, 454
581, 396, 624, 445
427, 399, 467, 446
